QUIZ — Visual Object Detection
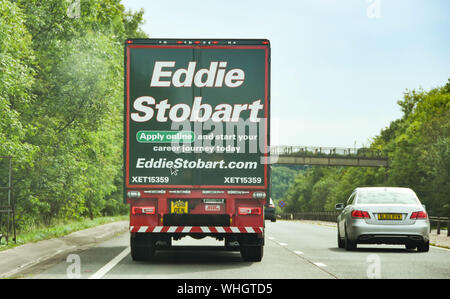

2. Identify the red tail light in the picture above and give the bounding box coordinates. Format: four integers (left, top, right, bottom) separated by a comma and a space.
132, 206, 155, 215
410, 211, 427, 219
351, 210, 370, 219
238, 207, 261, 215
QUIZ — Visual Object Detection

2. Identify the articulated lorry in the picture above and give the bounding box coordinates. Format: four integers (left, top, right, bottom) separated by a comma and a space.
124, 39, 270, 261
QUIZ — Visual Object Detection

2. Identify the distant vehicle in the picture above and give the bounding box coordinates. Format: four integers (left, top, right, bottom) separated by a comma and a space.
335, 187, 430, 252
264, 198, 276, 222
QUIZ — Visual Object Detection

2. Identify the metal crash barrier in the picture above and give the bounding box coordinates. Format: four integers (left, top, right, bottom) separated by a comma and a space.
0, 156, 16, 245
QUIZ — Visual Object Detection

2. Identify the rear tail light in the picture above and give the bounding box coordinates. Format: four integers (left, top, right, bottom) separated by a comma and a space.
252, 192, 266, 199
127, 191, 141, 198
410, 211, 428, 219
238, 207, 261, 215
132, 206, 155, 215
351, 210, 371, 219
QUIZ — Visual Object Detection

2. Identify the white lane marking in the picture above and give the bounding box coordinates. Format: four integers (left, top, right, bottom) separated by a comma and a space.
278, 242, 287, 246
89, 247, 130, 279
294, 251, 304, 255
267, 236, 275, 240
313, 262, 327, 267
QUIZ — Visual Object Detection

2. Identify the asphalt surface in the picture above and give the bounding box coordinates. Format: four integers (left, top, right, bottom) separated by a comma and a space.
15, 220, 450, 279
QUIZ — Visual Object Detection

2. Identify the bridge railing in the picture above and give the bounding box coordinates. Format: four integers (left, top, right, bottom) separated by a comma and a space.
279, 212, 449, 236
271, 145, 387, 159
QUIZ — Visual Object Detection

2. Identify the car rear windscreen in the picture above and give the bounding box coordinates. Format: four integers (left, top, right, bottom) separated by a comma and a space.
357, 190, 420, 205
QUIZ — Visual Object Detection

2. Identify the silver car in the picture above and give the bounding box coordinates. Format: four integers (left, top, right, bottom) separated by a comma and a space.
335, 187, 430, 252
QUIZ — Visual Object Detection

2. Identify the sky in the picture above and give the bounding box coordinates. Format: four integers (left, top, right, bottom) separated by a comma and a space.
121, 0, 450, 148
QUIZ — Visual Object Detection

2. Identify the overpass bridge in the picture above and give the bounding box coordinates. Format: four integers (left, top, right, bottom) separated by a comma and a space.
269, 146, 389, 167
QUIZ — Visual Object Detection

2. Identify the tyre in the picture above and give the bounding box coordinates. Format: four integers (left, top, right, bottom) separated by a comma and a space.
417, 240, 429, 252
130, 234, 155, 261
155, 237, 172, 249
337, 227, 345, 249
240, 245, 264, 262
405, 243, 416, 250
344, 228, 357, 251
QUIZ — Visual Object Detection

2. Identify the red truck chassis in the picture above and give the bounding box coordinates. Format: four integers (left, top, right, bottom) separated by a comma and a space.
127, 189, 266, 261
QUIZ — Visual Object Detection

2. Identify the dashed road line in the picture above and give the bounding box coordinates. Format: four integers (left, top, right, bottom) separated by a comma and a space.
89, 247, 130, 279
267, 237, 338, 279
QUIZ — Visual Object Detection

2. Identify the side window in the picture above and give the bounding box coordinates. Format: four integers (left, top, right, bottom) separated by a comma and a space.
347, 193, 356, 206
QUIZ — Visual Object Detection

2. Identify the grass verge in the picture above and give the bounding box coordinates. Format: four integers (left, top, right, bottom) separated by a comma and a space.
0, 215, 128, 252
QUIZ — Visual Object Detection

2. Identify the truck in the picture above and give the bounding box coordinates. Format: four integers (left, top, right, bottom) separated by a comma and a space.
124, 38, 270, 262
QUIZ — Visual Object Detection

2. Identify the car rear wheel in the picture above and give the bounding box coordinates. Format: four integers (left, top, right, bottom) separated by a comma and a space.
405, 244, 416, 250
417, 240, 429, 252
337, 227, 345, 249
241, 245, 263, 262
130, 234, 155, 261
344, 227, 357, 251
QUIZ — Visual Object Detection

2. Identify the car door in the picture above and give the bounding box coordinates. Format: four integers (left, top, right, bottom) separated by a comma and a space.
339, 192, 356, 236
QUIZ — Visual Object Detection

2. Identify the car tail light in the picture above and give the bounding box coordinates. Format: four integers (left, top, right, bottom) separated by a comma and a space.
132, 206, 155, 215
238, 207, 261, 215
351, 210, 370, 219
410, 211, 427, 219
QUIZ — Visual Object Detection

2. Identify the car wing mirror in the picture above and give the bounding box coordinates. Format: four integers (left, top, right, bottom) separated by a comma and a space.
335, 203, 344, 210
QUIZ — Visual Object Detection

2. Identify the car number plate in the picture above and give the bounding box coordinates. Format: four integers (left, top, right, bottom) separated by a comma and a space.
377, 213, 402, 220
170, 200, 188, 214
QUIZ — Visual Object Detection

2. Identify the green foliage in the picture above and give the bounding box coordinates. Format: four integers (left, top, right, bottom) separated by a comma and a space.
0, 0, 146, 229
271, 166, 298, 201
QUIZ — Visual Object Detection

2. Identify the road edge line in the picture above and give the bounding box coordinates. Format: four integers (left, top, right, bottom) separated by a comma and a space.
89, 247, 130, 279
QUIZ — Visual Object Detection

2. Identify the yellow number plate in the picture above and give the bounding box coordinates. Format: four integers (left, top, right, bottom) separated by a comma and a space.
171, 200, 188, 214
378, 213, 402, 220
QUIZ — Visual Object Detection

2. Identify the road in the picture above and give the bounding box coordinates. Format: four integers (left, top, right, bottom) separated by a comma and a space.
20, 220, 450, 279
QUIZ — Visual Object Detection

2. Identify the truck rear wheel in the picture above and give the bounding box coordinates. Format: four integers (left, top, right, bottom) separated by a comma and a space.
130, 234, 155, 261
240, 245, 263, 262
